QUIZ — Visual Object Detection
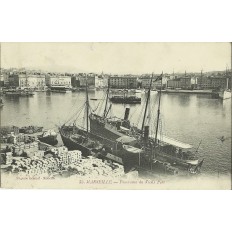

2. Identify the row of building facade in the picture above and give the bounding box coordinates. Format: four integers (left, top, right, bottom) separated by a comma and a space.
0, 71, 231, 90
166, 75, 231, 90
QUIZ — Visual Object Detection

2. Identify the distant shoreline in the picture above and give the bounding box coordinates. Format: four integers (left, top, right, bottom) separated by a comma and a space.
161, 89, 214, 95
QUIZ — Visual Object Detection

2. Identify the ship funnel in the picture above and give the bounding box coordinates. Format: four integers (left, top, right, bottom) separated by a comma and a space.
144, 126, 149, 140
124, 107, 130, 120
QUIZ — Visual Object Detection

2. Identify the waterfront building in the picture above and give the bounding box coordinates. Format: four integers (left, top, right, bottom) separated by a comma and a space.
8, 74, 18, 87
140, 74, 169, 89
95, 75, 108, 88
0, 72, 9, 87
109, 75, 137, 89
197, 75, 231, 90
197, 76, 212, 89
153, 75, 170, 89
166, 74, 197, 89
45, 75, 71, 88
71, 76, 80, 87
79, 73, 96, 87
140, 75, 156, 89
179, 76, 197, 89
2, 72, 10, 87
167, 78, 181, 89
8, 74, 46, 89
211, 76, 230, 89
35, 75, 46, 90
71, 73, 97, 88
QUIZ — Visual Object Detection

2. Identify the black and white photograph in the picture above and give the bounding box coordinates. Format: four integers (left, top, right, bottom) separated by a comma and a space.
0, 42, 231, 189
1, 1, 232, 232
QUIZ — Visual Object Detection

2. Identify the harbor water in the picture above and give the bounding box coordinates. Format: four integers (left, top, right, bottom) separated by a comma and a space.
1, 90, 231, 177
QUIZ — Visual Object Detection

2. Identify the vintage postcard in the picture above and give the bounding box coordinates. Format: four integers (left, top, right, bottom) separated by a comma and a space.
0, 42, 231, 189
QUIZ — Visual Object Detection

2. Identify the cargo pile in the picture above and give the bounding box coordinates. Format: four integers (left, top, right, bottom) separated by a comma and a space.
0, 131, 36, 144
12, 141, 39, 157
3, 146, 82, 177
10, 156, 61, 176
0, 125, 43, 143
66, 156, 124, 178
1, 144, 125, 178
0, 127, 19, 143
0, 126, 19, 137
0, 152, 13, 165
48, 146, 82, 166
19, 126, 43, 134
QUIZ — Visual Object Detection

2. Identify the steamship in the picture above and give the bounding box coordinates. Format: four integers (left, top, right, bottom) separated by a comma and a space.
89, 73, 203, 174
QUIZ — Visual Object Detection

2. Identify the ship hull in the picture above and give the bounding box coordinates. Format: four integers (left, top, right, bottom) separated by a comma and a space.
90, 116, 199, 170
5, 92, 34, 97
60, 125, 124, 163
59, 129, 92, 156
155, 151, 198, 168
121, 146, 179, 175
37, 136, 58, 146
110, 98, 141, 104
50, 90, 72, 93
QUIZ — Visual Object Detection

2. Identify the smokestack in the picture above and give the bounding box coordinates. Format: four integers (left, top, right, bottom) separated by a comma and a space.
144, 126, 149, 140
124, 107, 130, 120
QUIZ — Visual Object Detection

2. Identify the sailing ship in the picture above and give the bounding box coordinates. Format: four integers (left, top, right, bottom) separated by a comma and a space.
89, 73, 203, 174
59, 77, 167, 171
59, 78, 107, 157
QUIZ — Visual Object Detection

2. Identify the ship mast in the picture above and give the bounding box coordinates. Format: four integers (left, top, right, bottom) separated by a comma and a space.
103, 78, 110, 118
141, 73, 153, 131
154, 72, 163, 148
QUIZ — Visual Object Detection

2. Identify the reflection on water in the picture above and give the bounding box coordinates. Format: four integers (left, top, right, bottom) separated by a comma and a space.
1, 91, 231, 176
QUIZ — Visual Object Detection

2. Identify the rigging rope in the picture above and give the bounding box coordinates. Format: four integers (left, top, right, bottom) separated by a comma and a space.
96, 90, 107, 116
62, 102, 86, 126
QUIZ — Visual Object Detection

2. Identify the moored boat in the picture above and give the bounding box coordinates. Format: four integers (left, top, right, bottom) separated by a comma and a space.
37, 129, 58, 146
110, 95, 141, 104
4, 89, 34, 97
59, 125, 103, 156
49, 85, 72, 93
59, 78, 106, 157
89, 73, 203, 175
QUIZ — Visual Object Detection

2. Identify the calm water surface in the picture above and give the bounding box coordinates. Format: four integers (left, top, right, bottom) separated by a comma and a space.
1, 91, 231, 177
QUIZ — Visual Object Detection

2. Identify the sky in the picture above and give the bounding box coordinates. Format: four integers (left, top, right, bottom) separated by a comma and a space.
1, 42, 231, 74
